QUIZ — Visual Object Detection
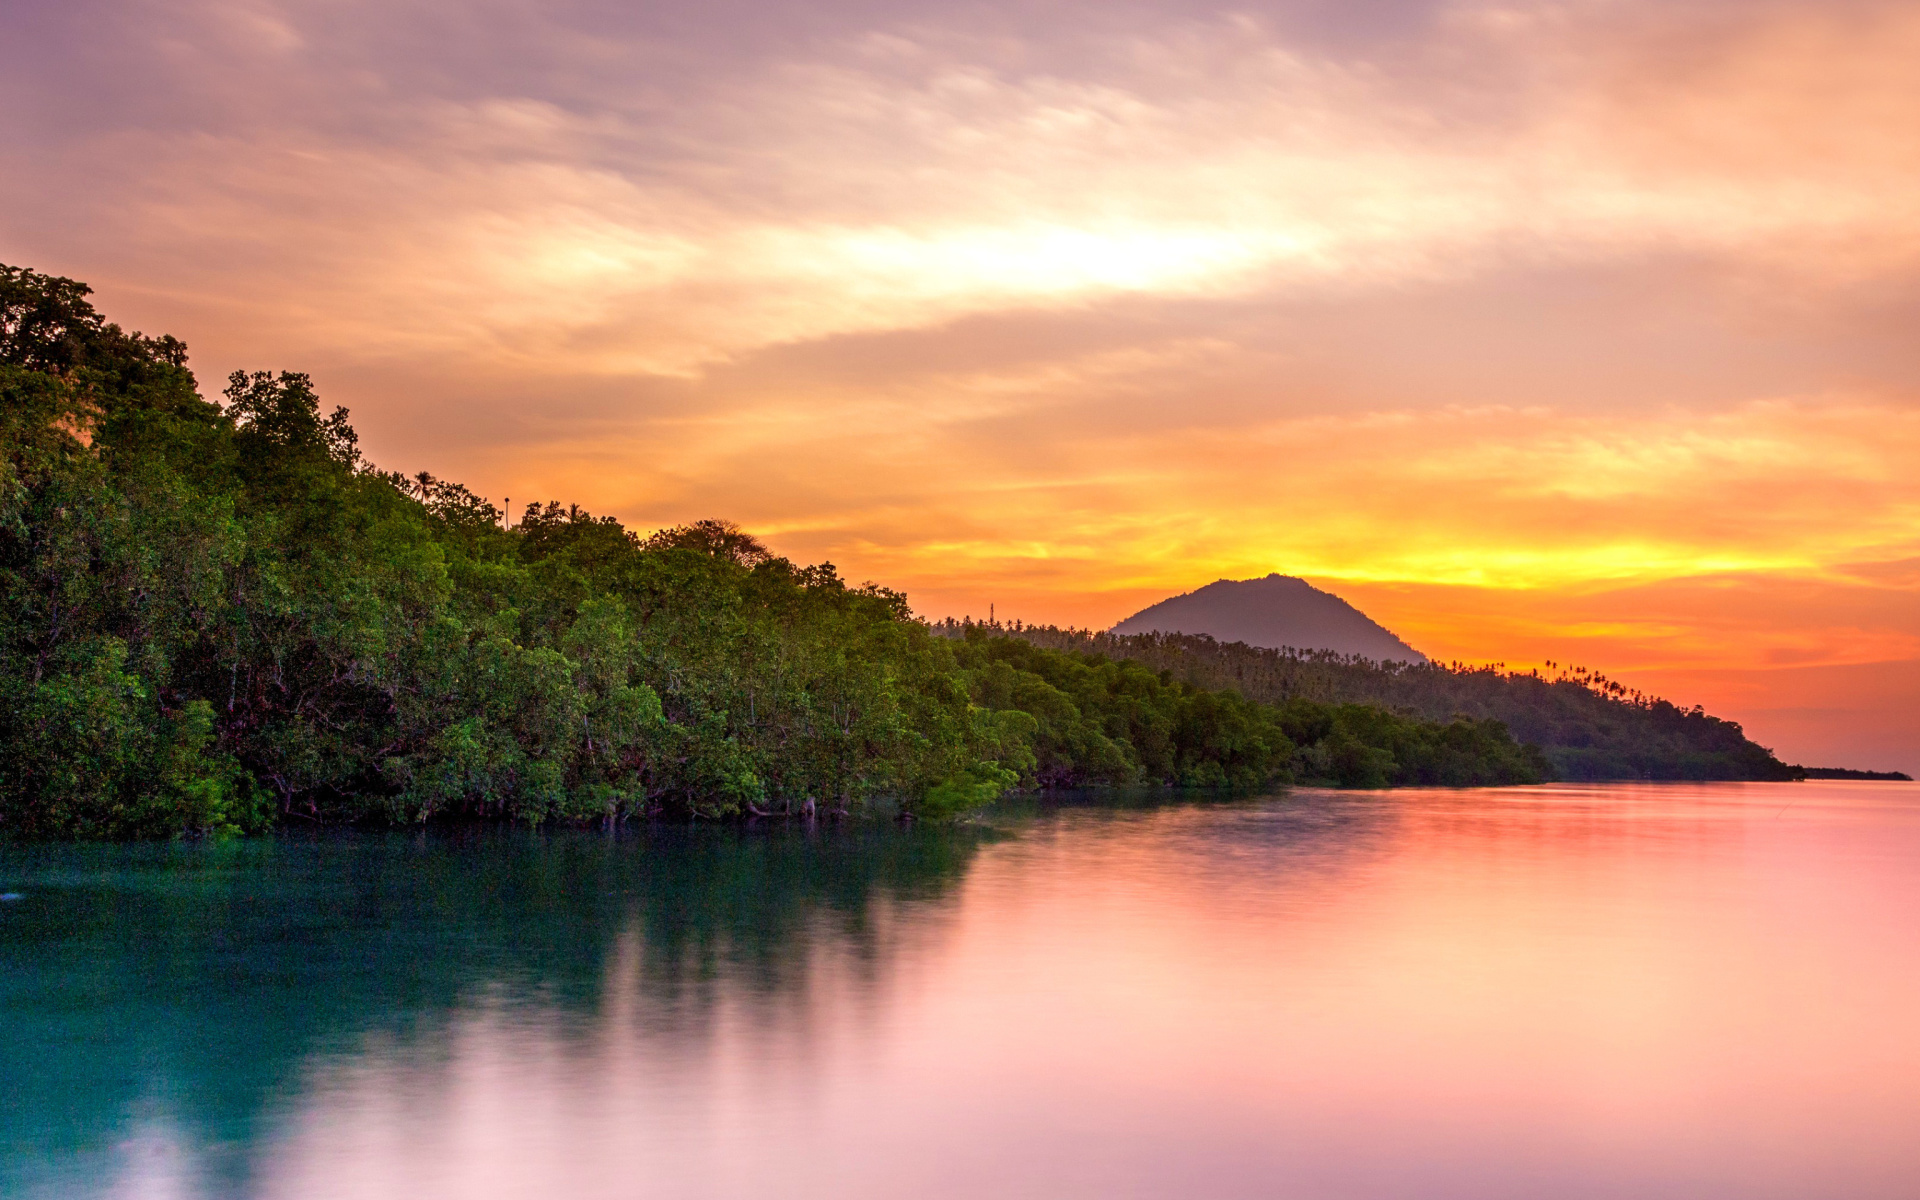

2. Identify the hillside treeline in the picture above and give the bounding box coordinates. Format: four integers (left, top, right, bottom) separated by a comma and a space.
950, 633, 1547, 791
0, 264, 1547, 839
952, 621, 1798, 781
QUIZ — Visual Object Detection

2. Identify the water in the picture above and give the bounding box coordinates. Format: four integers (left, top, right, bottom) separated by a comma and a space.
5, 781, 1919, 1199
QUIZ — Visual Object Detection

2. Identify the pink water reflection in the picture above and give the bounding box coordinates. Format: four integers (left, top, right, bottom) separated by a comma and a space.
259, 783, 1920, 1200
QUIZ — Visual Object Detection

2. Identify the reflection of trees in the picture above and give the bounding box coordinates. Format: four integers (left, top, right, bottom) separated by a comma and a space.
0, 824, 989, 1196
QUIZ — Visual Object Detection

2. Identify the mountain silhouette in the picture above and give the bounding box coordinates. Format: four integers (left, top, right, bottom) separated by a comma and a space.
1112, 575, 1426, 663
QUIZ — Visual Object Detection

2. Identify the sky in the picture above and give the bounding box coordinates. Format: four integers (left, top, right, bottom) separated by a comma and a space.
3, 0, 1917, 772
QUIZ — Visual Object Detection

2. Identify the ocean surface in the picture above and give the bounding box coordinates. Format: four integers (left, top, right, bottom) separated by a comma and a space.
4, 781, 1919, 1199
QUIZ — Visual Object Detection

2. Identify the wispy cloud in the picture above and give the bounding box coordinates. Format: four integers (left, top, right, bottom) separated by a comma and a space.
3, 0, 1918, 766
12, 1, 1920, 370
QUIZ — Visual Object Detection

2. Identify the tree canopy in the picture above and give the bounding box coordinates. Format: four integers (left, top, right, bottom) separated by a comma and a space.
2, 263, 1561, 839
966, 622, 1803, 782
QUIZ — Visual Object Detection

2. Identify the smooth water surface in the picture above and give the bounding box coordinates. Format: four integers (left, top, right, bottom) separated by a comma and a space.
5, 782, 1920, 1199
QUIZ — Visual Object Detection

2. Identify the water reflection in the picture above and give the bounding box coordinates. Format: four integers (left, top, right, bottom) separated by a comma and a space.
0, 823, 992, 1198
5, 784, 1920, 1199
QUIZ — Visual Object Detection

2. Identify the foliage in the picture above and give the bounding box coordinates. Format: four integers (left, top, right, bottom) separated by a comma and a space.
948, 629, 1547, 790
1, 264, 1554, 839
963, 621, 1800, 782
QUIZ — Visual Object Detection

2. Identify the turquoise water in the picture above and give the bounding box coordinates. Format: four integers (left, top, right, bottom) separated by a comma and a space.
5, 782, 1919, 1199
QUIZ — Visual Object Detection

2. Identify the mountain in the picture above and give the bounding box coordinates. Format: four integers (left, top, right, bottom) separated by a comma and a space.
992, 624, 1799, 782
1112, 575, 1427, 663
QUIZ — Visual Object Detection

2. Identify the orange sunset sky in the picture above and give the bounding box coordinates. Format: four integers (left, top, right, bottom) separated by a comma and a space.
3, 0, 1916, 772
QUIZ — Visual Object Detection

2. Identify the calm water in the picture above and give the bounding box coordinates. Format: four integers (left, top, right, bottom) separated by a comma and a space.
5, 782, 1920, 1199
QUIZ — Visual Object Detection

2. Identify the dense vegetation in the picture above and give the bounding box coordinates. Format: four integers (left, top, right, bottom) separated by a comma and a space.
964, 622, 1803, 782
949, 633, 1547, 791
1, 264, 1556, 839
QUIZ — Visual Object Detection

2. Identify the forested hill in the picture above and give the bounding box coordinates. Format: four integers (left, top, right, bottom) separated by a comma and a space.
944, 621, 1800, 782
1, 263, 1554, 840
